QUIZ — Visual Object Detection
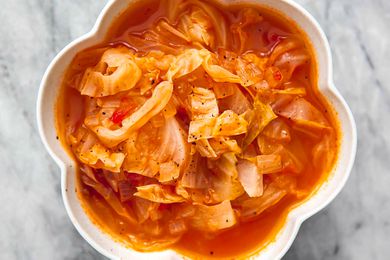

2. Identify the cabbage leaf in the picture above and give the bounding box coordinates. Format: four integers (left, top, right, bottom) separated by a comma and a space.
190, 200, 237, 232
135, 184, 186, 203
79, 47, 142, 97
242, 98, 277, 148
91, 81, 173, 147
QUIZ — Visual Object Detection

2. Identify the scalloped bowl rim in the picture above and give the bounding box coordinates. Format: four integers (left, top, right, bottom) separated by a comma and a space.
36, 0, 357, 259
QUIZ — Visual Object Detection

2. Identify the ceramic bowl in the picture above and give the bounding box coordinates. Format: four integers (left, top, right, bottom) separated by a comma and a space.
37, 0, 357, 259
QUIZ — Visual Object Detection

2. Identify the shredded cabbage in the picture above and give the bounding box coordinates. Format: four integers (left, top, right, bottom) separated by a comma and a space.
196, 137, 241, 158
65, 2, 337, 251
181, 153, 210, 189
202, 51, 242, 84
209, 153, 245, 202
135, 184, 186, 203
188, 110, 248, 142
82, 174, 137, 223
262, 118, 291, 142
235, 184, 287, 221
90, 81, 173, 147
166, 49, 205, 81
159, 161, 181, 182
187, 0, 228, 47
218, 85, 252, 114
79, 47, 141, 97
71, 127, 125, 172
242, 98, 277, 148
277, 97, 330, 133
256, 154, 283, 174
190, 87, 219, 119
237, 159, 263, 197
179, 7, 215, 47
190, 200, 237, 232
231, 8, 264, 52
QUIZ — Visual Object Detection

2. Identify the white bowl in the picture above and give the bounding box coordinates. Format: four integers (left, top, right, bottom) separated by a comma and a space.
37, 0, 357, 259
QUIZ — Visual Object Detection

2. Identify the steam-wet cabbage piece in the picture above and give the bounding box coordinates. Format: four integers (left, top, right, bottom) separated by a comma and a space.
60, 0, 338, 254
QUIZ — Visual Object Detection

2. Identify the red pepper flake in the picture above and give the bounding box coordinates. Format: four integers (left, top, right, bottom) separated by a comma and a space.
273, 70, 282, 81
110, 108, 131, 124
270, 33, 279, 42
159, 204, 171, 211
267, 29, 283, 44
110, 102, 137, 124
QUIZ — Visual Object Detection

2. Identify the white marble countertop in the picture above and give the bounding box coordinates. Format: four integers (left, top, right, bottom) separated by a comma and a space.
0, 0, 389, 259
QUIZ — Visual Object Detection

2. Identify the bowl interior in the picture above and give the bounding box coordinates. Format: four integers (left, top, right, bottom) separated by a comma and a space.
37, 0, 356, 259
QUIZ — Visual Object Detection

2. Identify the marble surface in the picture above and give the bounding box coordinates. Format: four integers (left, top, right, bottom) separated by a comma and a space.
0, 0, 389, 259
